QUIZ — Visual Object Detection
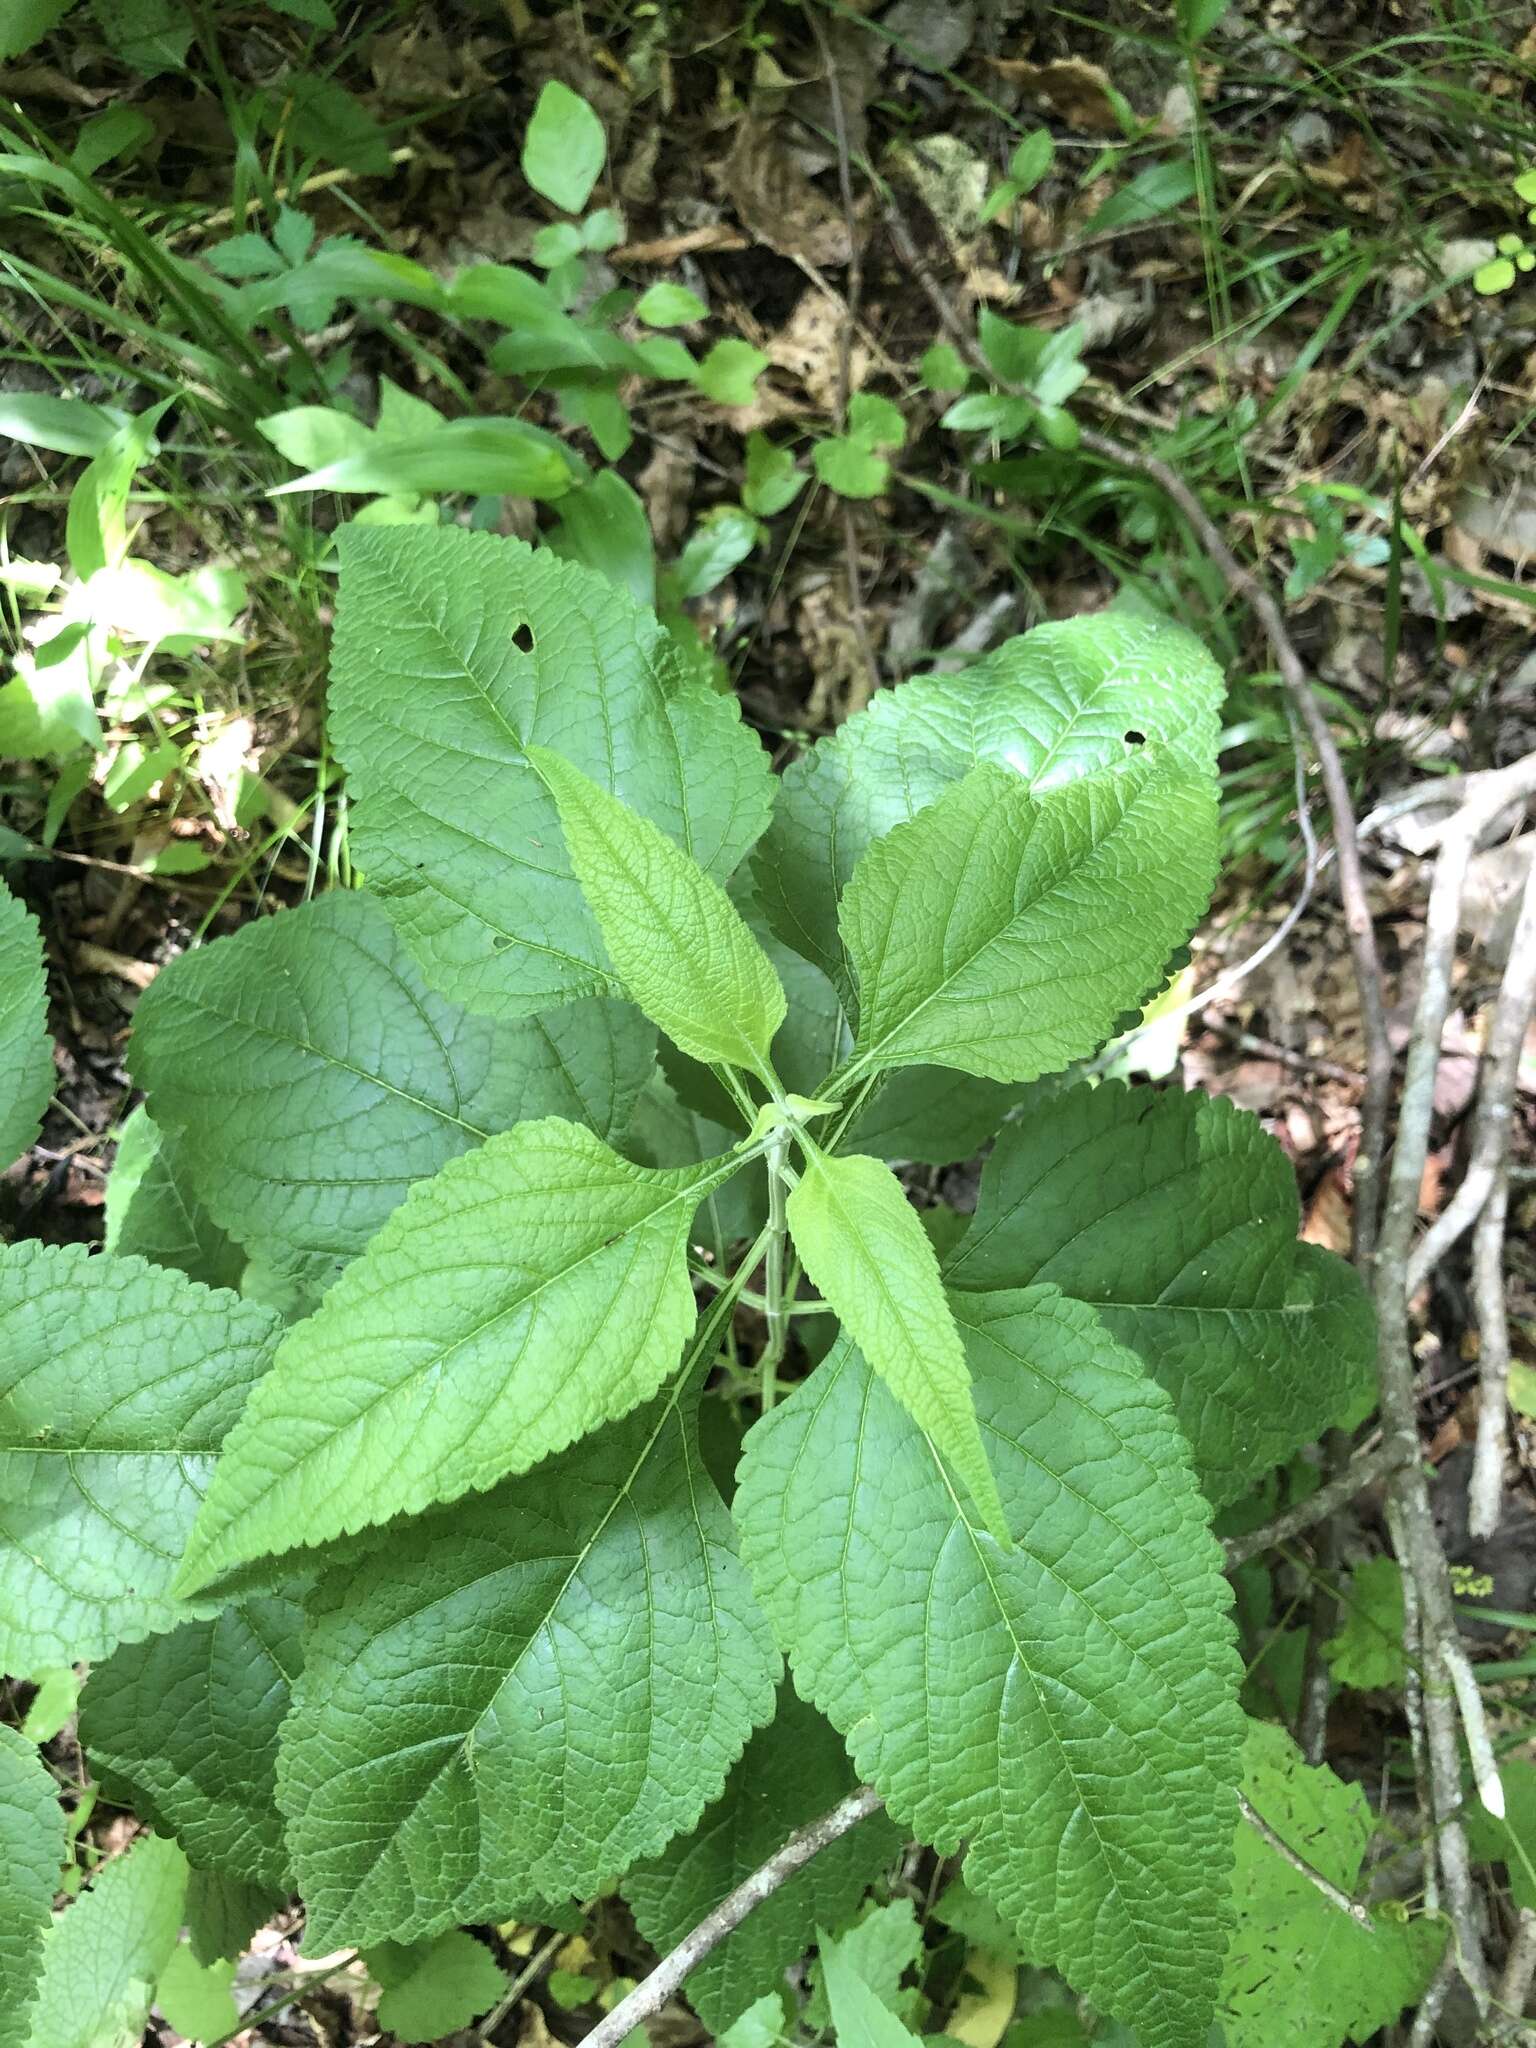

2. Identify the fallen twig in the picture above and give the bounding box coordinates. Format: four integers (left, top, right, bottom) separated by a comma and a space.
1237, 1793, 1375, 1928
576, 1787, 885, 2048
1471, 1162, 1515, 1543
1223, 1437, 1407, 1570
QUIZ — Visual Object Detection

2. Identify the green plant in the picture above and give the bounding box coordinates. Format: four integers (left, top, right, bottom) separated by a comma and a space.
0, 530, 1417, 2048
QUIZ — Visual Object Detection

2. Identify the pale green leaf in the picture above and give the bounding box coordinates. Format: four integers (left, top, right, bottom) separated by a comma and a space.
177, 1119, 739, 1590
153, 1943, 238, 2045
786, 1151, 1009, 1546
19, 1672, 79, 1746
1323, 1558, 1406, 1691
0, 1242, 281, 1668
130, 891, 653, 1292
752, 614, 1223, 993
720, 1994, 787, 2048
522, 81, 606, 213
0, 1727, 65, 2048
534, 749, 785, 1080
812, 439, 890, 501
636, 283, 707, 327
330, 528, 774, 1016
0, 396, 121, 459
944, 1082, 1375, 1502
269, 417, 576, 501
697, 340, 769, 408
1083, 162, 1198, 236
804, 1899, 922, 2031
839, 755, 1215, 1084
366, 1933, 508, 2041
1220, 1723, 1443, 2048
104, 1108, 245, 1294
1468, 1758, 1536, 1910
80, 1595, 303, 1888
819, 1926, 922, 2048
278, 1379, 779, 1948
672, 506, 761, 599
24, 1834, 187, 2048
736, 1289, 1244, 2048
0, 883, 52, 1170
627, 1686, 900, 2033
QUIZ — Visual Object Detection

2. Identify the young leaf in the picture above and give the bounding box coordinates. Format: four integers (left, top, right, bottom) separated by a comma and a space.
533, 747, 786, 1081
130, 891, 653, 1292
0, 1242, 280, 1668
735, 1289, 1244, 2048
24, 1833, 187, 2048
752, 613, 1223, 993
819, 1925, 923, 2048
522, 81, 606, 214
0, 1726, 64, 2048
636, 282, 707, 327
696, 340, 769, 408
839, 754, 1216, 1084
786, 1150, 1009, 1547
330, 529, 774, 1016
177, 1119, 741, 1590
0, 881, 53, 1170
80, 1595, 303, 1888
366, 1933, 508, 2042
626, 1686, 901, 2034
277, 1380, 779, 1948
104, 1108, 245, 1294
153, 1943, 239, 2045
1220, 1723, 1443, 2048
943, 1082, 1375, 1502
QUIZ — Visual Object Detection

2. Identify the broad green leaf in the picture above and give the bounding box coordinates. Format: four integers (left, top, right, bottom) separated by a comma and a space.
330, 528, 774, 1015
255, 75, 390, 175
177, 1118, 739, 1590
627, 1686, 901, 2033
104, 1108, 245, 1294
277, 1379, 779, 1948
521, 81, 606, 213
0, 1727, 64, 2048
0, 883, 52, 1169
24, 1833, 187, 2048
184, 1872, 282, 1969
153, 1943, 239, 2045
944, 1082, 1375, 1502
1220, 1723, 1443, 2048
129, 892, 653, 1292
805, 1899, 922, 2031
839, 755, 1215, 1084
80, 1595, 303, 1888
786, 1151, 1009, 1546
548, 470, 656, 607
19, 1672, 79, 1746
534, 749, 785, 1081
0, 0, 72, 60
736, 1289, 1244, 2048
1083, 161, 1198, 237
1322, 1557, 1405, 1691
0, 1242, 280, 1668
820, 1925, 923, 2048
752, 614, 1223, 993
813, 437, 890, 500
671, 506, 761, 599
91, 0, 190, 75
1468, 1758, 1536, 1910
366, 1934, 507, 2041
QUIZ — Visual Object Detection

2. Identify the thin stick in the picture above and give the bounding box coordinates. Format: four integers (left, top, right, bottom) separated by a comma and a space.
1408, 845, 1536, 1297
1495, 1908, 1536, 2034
880, 198, 1392, 1270
1223, 1438, 1407, 1569
1236, 1794, 1375, 1929
1470, 1162, 1514, 1542
577, 1787, 885, 2048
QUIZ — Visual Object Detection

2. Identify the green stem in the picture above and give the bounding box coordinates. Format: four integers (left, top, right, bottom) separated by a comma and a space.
760, 1130, 792, 1410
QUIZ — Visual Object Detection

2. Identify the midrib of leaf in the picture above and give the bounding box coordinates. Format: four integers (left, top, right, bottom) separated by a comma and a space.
847, 768, 1165, 1084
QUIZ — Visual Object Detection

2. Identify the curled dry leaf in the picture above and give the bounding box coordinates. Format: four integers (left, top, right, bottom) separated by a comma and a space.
987, 55, 1129, 134
721, 117, 853, 268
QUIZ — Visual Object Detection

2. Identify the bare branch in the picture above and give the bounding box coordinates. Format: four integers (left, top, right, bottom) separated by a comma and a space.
1223, 1437, 1409, 1569
1408, 842, 1536, 1296
1471, 1162, 1515, 1542
577, 1787, 885, 2048
1236, 1793, 1374, 1929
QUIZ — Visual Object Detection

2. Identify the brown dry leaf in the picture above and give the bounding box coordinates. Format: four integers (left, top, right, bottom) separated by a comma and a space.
1301, 1166, 1353, 1255
635, 437, 696, 551
721, 116, 853, 266
987, 56, 1128, 134
767, 288, 870, 412
798, 578, 878, 727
